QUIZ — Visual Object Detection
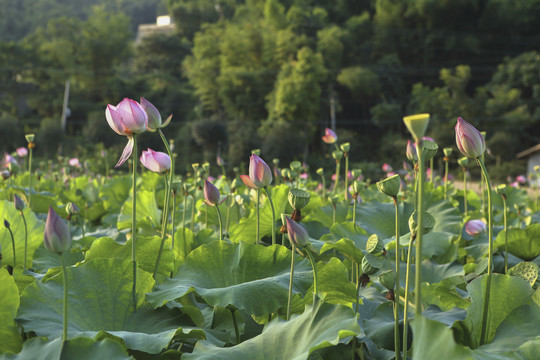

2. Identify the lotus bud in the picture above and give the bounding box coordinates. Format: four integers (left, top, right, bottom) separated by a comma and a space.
216, 155, 224, 167
251, 149, 261, 156
4, 219, 10, 229
421, 140, 438, 162
322, 128, 338, 144
457, 157, 469, 167
44, 207, 72, 254
340, 142, 350, 153
316, 168, 324, 176
408, 211, 436, 238
443, 147, 453, 157
140, 149, 171, 174
203, 179, 221, 206
464, 219, 486, 236
16, 147, 28, 157
25, 134, 35, 143
332, 150, 343, 160
403, 113, 430, 142
13, 195, 25, 211
140, 97, 172, 132
240, 154, 272, 189
66, 202, 79, 217
376, 174, 401, 198
288, 188, 310, 210
455, 117, 486, 159
290, 161, 302, 172
285, 216, 309, 248
406, 140, 417, 161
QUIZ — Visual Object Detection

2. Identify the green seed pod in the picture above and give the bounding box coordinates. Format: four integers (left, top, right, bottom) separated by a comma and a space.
353, 180, 366, 194
281, 168, 292, 179
495, 184, 508, 197
457, 157, 469, 167
507, 262, 539, 286
408, 211, 436, 237
379, 270, 396, 291
332, 150, 343, 160
366, 234, 384, 255
25, 134, 35, 143
362, 253, 384, 276
340, 142, 351, 153
422, 140, 439, 162
403, 113, 430, 142
192, 163, 200, 172
443, 147, 453, 157
251, 149, 261, 156
316, 168, 325, 176
202, 162, 210, 173
351, 169, 362, 178
288, 188, 311, 210
376, 174, 401, 198
290, 160, 302, 171
329, 195, 339, 205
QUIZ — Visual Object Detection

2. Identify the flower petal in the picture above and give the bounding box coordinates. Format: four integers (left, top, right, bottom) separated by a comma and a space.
240, 175, 257, 188
115, 137, 134, 168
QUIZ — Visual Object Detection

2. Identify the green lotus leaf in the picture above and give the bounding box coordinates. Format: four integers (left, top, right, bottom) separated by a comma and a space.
494, 224, 540, 261
0, 269, 22, 354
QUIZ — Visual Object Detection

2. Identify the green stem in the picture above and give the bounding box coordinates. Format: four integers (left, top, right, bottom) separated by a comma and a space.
444, 160, 449, 200
190, 195, 195, 234
352, 197, 357, 232
21, 211, 28, 269
477, 157, 493, 346
153, 174, 172, 279
503, 195, 508, 273
429, 158, 433, 183
463, 168, 468, 216
393, 197, 401, 360
344, 154, 349, 198
306, 247, 318, 306
28, 147, 32, 206
352, 261, 360, 360
332, 205, 336, 226
131, 134, 138, 310
332, 160, 340, 195
61, 253, 68, 342
256, 188, 260, 245
226, 194, 231, 235
320, 175, 326, 199
287, 244, 296, 321
7, 226, 16, 266
171, 190, 176, 249
215, 205, 223, 241
402, 235, 414, 357
264, 187, 276, 245
415, 140, 425, 316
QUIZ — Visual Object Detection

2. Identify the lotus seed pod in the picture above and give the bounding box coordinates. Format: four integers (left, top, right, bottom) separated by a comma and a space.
408, 211, 436, 237
421, 140, 439, 162
25, 134, 35, 143
13, 195, 25, 211
351, 169, 362, 178
361, 253, 383, 276
403, 113, 430, 141
316, 168, 325, 176
353, 180, 366, 194
457, 157, 469, 167
507, 262, 539, 286
192, 163, 200, 172
495, 184, 508, 197
251, 149, 261, 156
366, 234, 384, 255
290, 160, 302, 171
376, 174, 401, 198
332, 150, 343, 160
329, 195, 339, 205
443, 147, 453, 157
288, 188, 311, 210
340, 142, 350, 153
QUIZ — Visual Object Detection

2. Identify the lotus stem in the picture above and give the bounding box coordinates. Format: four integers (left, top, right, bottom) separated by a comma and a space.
6, 223, 16, 266
502, 194, 508, 273
61, 253, 69, 342
264, 187, 276, 245
332, 160, 340, 195
402, 234, 414, 357
415, 140, 425, 316
463, 167, 468, 216
305, 247, 319, 306
28, 146, 33, 206
344, 154, 349, 198
287, 244, 296, 321
21, 211, 28, 269
215, 205, 223, 241
131, 134, 138, 309
393, 196, 401, 360
256, 188, 260, 245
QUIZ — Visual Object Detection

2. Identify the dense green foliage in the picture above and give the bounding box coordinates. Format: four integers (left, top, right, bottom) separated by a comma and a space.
1, 0, 539, 174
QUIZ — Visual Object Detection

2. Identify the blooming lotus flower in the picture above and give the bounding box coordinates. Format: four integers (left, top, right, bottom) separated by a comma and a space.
140, 149, 171, 174
510, 181, 519, 188
285, 216, 309, 247
204, 179, 226, 206
300, 172, 309, 179
44, 207, 71, 254
16, 147, 28, 157
322, 128, 338, 144
240, 154, 272, 189
455, 117, 485, 159
464, 219, 486, 237
3, 153, 17, 167
140, 97, 172, 132
106, 98, 148, 167
516, 175, 527, 184
68, 158, 81, 168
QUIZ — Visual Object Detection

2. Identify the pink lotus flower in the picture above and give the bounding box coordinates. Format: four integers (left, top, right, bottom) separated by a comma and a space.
322, 128, 337, 144
16, 147, 28, 157
516, 175, 527, 184
106, 98, 148, 168
44, 206, 71, 254
386, 171, 396, 177
216, 155, 224, 167
510, 181, 519, 188
300, 173, 309, 179
68, 158, 81, 168
285, 216, 309, 247
3, 153, 17, 167
464, 219, 486, 236
240, 154, 272, 189
204, 179, 225, 206
140, 97, 172, 132
140, 149, 171, 174
382, 163, 393, 173
455, 117, 485, 159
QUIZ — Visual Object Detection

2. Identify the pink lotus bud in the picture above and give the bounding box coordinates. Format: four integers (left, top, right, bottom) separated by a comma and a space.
106, 98, 148, 136
240, 154, 272, 189
322, 128, 338, 144
382, 163, 393, 173
14, 194, 25, 211
140, 149, 171, 174
406, 140, 417, 161
4, 153, 17, 167
44, 206, 71, 254
285, 216, 309, 247
204, 179, 221, 206
16, 147, 28, 157
140, 97, 172, 132
68, 158, 81, 168
516, 175, 527, 184
455, 117, 485, 159
510, 181, 519, 188
300, 172, 309, 179
464, 219, 486, 237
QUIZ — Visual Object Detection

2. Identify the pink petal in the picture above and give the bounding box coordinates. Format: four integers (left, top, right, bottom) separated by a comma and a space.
115, 137, 134, 168
240, 175, 257, 188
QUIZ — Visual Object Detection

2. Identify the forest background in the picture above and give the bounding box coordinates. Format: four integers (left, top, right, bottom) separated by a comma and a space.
1, 0, 540, 181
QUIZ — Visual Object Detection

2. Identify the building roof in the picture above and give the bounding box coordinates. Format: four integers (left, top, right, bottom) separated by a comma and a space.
517, 144, 540, 158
